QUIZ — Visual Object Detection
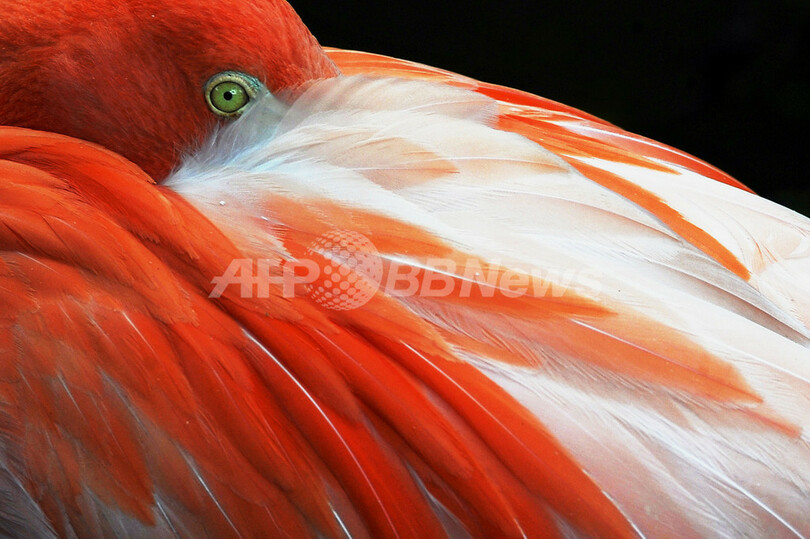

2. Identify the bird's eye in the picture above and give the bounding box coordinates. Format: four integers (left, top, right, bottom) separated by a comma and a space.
204, 71, 262, 117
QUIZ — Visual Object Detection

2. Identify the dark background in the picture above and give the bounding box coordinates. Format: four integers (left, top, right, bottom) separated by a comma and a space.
292, 0, 809, 217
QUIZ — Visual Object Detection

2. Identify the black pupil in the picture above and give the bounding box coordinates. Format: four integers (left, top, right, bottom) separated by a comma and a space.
224, 90, 234, 101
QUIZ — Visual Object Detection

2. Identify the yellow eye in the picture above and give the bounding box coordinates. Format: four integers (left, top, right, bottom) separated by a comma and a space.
204, 71, 262, 117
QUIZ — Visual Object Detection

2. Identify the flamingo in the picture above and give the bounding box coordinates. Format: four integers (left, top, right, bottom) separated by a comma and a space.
1, 1, 809, 537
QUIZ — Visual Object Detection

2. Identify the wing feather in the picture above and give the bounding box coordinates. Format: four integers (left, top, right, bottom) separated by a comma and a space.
166, 70, 810, 537
4, 47, 810, 538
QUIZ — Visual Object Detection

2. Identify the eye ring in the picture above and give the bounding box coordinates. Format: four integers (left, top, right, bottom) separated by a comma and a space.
204, 71, 263, 117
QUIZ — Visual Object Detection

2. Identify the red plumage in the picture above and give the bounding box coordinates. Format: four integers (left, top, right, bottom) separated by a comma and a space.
1, 2, 809, 538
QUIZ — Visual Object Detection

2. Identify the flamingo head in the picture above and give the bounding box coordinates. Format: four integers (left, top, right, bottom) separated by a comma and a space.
0, 0, 338, 179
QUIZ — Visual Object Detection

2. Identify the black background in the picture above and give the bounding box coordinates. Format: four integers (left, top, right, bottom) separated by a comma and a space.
292, 0, 809, 216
